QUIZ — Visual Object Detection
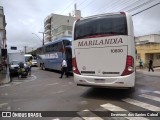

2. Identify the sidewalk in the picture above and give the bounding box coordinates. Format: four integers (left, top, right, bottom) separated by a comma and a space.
136, 67, 160, 77
0, 68, 10, 85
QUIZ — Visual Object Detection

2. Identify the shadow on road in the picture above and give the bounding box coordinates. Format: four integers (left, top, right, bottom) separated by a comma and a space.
81, 87, 135, 100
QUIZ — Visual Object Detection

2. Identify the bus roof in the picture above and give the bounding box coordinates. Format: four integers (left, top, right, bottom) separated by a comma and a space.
44, 37, 72, 47
77, 12, 129, 21
24, 54, 32, 56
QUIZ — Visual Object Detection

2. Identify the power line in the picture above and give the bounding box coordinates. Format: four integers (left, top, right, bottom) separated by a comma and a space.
59, 1, 75, 14
132, 2, 160, 16
127, 0, 157, 12
77, 0, 90, 9
93, 1, 148, 13
93, 0, 122, 14
79, 0, 97, 10
91, 0, 140, 15
120, 0, 142, 11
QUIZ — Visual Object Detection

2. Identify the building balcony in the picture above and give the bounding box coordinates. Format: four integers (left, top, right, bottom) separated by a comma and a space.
44, 23, 51, 29
51, 30, 72, 41
44, 29, 51, 34
44, 14, 52, 24
52, 25, 72, 34
45, 35, 51, 39
45, 35, 51, 42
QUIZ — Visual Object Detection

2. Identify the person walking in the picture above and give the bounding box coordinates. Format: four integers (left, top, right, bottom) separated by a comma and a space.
139, 59, 143, 69
27, 58, 32, 75
59, 59, 68, 78
148, 59, 154, 72
27, 59, 31, 75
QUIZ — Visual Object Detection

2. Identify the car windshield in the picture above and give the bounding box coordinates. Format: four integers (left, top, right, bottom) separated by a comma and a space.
25, 56, 31, 62
11, 61, 19, 65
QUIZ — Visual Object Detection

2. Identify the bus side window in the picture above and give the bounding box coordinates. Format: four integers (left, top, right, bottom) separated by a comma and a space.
63, 40, 71, 47
58, 42, 63, 52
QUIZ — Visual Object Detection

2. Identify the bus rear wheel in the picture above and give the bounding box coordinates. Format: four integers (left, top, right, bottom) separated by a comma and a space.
41, 63, 45, 70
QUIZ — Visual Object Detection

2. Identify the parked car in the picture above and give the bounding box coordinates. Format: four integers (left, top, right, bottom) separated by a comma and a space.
9, 60, 20, 76
32, 59, 37, 67
9, 60, 27, 76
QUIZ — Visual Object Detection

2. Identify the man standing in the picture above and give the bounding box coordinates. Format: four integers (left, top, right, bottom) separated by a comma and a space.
139, 59, 143, 69
148, 59, 154, 72
59, 59, 68, 78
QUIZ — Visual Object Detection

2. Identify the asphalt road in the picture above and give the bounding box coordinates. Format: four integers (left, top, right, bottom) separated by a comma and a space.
0, 67, 160, 120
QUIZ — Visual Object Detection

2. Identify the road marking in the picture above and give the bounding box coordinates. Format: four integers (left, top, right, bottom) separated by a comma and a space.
123, 98, 160, 111
71, 117, 83, 120
77, 109, 103, 120
7, 106, 11, 110
46, 83, 59, 86
0, 103, 8, 108
12, 82, 22, 86
0, 75, 37, 88
101, 103, 149, 120
52, 118, 60, 120
153, 91, 160, 95
139, 94, 160, 102
138, 89, 151, 94
79, 101, 88, 105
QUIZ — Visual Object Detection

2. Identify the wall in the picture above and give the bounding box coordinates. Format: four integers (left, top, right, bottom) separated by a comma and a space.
136, 43, 160, 67
135, 34, 160, 43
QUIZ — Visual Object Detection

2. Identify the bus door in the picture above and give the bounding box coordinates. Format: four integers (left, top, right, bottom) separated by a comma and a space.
65, 46, 72, 72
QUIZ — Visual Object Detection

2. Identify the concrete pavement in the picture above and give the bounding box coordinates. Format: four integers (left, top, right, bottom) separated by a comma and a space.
136, 67, 160, 77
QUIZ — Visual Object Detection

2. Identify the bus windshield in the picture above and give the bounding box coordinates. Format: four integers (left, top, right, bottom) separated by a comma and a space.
74, 14, 127, 40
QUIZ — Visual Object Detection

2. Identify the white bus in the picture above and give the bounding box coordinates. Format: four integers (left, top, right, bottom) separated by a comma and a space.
72, 12, 136, 88
24, 54, 33, 63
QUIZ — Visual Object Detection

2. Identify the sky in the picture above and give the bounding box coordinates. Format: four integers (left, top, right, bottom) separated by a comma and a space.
1, 0, 160, 51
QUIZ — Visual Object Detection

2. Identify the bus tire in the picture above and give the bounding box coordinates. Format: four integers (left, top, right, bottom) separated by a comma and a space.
41, 63, 45, 70
40, 63, 43, 70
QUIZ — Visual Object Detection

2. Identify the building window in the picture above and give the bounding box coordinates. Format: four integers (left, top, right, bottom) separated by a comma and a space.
68, 31, 72, 35
136, 54, 140, 60
157, 54, 160, 59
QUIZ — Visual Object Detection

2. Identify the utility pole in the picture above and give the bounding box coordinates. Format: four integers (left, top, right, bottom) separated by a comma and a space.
32, 33, 43, 46
24, 46, 27, 54
39, 32, 45, 46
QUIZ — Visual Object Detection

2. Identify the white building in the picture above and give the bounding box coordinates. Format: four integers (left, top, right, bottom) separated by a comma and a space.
0, 6, 7, 49
44, 5, 81, 42
135, 34, 160, 67
0, 6, 7, 66
135, 34, 160, 44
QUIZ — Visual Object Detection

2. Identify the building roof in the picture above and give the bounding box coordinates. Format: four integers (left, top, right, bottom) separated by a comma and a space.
135, 34, 160, 38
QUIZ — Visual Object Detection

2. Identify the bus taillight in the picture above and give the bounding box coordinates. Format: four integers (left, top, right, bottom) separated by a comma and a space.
121, 55, 134, 76
72, 57, 81, 75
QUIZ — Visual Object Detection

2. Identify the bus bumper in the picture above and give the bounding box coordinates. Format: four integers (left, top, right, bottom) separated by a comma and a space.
74, 72, 135, 88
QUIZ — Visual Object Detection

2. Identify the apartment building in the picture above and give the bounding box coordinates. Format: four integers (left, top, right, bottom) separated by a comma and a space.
136, 34, 160, 67
0, 6, 7, 66
44, 6, 81, 42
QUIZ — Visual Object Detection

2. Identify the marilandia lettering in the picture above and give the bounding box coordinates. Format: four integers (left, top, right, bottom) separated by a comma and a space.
78, 38, 123, 47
